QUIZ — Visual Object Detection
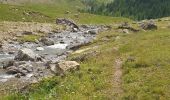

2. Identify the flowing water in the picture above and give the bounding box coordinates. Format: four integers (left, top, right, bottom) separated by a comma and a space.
0, 27, 103, 83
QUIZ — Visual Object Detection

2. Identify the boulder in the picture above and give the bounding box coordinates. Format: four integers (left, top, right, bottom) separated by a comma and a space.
6, 66, 20, 75
56, 18, 79, 30
15, 48, 38, 61
6, 66, 27, 76
50, 61, 80, 75
40, 37, 54, 46
6, 62, 34, 76
7, 67, 26, 76
18, 63, 33, 73
140, 21, 157, 30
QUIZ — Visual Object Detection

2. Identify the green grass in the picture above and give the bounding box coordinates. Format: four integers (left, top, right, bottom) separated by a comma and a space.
0, 2, 131, 24
17, 34, 41, 43
1, 1, 170, 100
0, 4, 52, 22
118, 29, 170, 99
2, 20, 170, 99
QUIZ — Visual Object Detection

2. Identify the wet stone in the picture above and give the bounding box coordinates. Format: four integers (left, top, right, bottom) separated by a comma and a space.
15, 48, 38, 61
3, 60, 14, 69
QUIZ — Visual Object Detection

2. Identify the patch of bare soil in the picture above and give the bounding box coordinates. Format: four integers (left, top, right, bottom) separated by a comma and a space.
0, 21, 59, 41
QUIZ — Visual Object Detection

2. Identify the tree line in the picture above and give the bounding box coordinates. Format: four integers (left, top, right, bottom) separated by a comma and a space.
82, 0, 170, 20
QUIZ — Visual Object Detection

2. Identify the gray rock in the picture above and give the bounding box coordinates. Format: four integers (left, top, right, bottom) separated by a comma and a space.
3, 60, 14, 69
15, 73, 22, 78
14, 61, 27, 67
50, 61, 80, 75
6, 62, 34, 76
140, 20, 157, 30
49, 63, 56, 72
40, 37, 54, 46
6, 66, 20, 75
56, 18, 79, 30
14, 48, 38, 61
19, 64, 33, 73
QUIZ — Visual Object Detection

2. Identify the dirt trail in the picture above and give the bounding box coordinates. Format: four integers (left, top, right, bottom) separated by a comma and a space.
113, 58, 123, 97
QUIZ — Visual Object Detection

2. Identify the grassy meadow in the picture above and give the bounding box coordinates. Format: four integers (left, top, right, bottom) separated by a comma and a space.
2, 19, 170, 99
0, 1, 130, 24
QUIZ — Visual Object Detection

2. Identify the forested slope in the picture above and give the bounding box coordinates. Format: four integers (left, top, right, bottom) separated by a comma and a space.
84, 0, 170, 20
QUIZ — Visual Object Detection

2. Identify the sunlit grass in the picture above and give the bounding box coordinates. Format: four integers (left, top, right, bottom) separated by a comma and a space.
118, 29, 170, 99
17, 34, 41, 43
0, 3, 131, 24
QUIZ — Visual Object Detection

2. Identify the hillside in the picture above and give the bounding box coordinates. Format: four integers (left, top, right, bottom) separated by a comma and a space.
85, 0, 170, 20
0, 0, 129, 24
0, 0, 57, 4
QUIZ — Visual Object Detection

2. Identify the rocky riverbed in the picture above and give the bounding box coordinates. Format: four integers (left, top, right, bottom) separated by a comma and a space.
0, 20, 109, 91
